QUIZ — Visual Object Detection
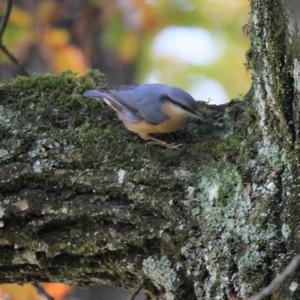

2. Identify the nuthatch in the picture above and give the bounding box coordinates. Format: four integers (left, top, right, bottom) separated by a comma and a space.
83, 83, 206, 149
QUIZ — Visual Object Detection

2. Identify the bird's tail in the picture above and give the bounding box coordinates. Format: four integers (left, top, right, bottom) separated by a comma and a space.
83, 89, 124, 113
83, 89, 107, 99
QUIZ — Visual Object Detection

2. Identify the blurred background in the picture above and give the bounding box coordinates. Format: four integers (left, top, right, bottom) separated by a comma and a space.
0, 0, 250, 299
0, 0, 250, 104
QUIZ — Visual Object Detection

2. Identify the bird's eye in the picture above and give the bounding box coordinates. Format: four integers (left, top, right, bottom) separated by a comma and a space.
161, 95, 170, 102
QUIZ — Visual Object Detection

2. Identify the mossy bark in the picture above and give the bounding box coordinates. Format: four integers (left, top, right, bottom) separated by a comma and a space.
0, 1, 300, 299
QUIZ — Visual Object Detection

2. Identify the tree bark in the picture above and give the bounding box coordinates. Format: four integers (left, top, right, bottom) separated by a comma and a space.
0, 0, 300, 299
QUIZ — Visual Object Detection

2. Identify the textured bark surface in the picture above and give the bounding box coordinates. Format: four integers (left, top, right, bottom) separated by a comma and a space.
0, 0, 300, 299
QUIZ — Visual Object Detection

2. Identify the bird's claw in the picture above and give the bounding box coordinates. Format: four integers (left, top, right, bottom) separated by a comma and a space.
166, 143, 183, 150
147, 141, 183, 150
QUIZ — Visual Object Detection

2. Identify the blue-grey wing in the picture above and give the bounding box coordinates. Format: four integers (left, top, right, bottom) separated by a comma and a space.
83, 88, 140, 123
135, 95, 168, 125
107, 86, 169, 125
84, 85, 169, 125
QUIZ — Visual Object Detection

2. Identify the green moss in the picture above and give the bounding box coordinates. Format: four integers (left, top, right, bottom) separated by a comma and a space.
0, 71, 118, 167
248, 1, 294, 141
12, 249, 39, 265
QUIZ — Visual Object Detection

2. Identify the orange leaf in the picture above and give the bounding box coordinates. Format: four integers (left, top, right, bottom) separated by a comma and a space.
51, 45, 88, 74
42, 28, 70, 48
0, 284, 42, 300
42, 283, 71, 300
10, 6, 32, 27
119, 31, 139, 62
133, 0, 159, 31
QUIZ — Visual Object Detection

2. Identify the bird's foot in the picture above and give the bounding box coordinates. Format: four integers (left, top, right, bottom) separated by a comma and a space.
141, 134, 184, 150
147, 140, 183, 150
165, 142, 184, 150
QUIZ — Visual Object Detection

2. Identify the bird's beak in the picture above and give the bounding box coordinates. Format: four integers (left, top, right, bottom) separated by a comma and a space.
193, 111, 208, 123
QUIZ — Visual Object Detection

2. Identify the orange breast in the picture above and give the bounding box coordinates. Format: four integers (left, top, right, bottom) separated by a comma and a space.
124, 101, 190, 135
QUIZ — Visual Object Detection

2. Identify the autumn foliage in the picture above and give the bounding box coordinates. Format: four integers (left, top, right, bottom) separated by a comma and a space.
0, 283, 71, 300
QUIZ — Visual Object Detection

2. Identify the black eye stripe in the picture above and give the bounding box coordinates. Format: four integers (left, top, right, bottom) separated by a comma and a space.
162, 96, 193, 113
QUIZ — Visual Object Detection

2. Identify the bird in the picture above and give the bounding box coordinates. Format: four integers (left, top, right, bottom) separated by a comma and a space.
83, 83, 207, 149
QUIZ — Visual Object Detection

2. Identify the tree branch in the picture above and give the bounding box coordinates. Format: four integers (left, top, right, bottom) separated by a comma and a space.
0, 0, 28, 76
248, 255, 300, 300
129, 285, 142, 300
0, 0, 12, 38
0, 67, 299, 299
0, 44, 28, 75
32, 283, 55, 300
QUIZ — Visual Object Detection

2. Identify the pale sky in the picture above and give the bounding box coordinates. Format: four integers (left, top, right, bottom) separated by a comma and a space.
148, 26, 229, 104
